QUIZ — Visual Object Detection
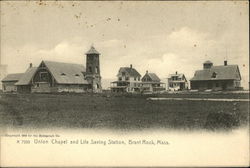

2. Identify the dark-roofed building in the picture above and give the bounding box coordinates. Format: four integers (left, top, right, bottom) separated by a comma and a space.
110, 64, 142, 93
167, 71, 188, 91
141, 71, 165, 92
1, 45, 102, 93
30, 60, 91, 93
190, 60, 242, 91
2, 73, 24, 92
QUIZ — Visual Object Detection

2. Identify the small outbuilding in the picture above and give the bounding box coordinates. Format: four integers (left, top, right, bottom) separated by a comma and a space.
2, 73, 24, 92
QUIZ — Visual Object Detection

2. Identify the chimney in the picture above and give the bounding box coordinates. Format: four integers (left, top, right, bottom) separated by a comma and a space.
130, 64, 132, 69
29, 63, 32, 68
224, 60, 227, 66
146, 70, 148, 74
175, 71, 178, 75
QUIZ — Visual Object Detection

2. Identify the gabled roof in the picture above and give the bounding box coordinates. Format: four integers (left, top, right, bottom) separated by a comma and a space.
190, 65, 241, 81
143, 73, 161, 82
168, 73, 185, 79
85, 46, 100, 55
1, 73, 24, 82
15, 67, 38, 85
41, 60, 88, 84
118, 67, 141, 77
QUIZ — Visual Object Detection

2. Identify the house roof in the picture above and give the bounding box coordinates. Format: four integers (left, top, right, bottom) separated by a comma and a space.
1, 73, 24, 82
85, 46, 100, 55
190, 65, 241, 81
168, 73, 184, 79
15, 67, 38, 85
118, 67, 141, 77
143, 73, 161, 82
42, 60, 89, 84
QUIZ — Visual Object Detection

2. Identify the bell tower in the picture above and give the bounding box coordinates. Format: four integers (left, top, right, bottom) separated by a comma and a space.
85, 45, 102, 92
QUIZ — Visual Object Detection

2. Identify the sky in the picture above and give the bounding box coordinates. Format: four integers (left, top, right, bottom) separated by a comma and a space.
0, 1, 249, 89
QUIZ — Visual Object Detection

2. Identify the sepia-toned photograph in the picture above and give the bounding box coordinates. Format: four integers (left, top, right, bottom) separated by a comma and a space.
0, 0, 249, 167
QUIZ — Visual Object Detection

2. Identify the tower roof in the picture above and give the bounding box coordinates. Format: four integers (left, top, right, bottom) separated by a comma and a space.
203, 60, 213, 64
86, 45, 100, 55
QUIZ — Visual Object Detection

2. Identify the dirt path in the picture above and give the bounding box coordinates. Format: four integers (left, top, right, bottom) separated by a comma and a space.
147, 97, 250, 102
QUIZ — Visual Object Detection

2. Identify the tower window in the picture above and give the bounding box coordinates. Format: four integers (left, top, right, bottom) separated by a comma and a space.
89, 67, 92, 73
95, 66, 99, 73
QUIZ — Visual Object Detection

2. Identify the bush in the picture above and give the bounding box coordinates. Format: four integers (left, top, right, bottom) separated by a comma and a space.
204, 111, 240, 130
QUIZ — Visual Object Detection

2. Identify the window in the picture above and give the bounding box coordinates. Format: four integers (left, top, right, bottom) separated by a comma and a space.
134, 77, 136, 81
3, 85, 5, 90
122, 72, 126, 76
88, 56, 93, 61
216, 83, 219, 87
212, 72, 217, 78
208, 82, 212, 89
75, 74, 80, 77
118, 77, 122, 81
125, 77, 129, 81
138, 77, 140, 81
95, 66, 99, 73
41, 63, 45, 67
40, 72, 49, 81
61, 73, 66, 76
88, 67, 92, 73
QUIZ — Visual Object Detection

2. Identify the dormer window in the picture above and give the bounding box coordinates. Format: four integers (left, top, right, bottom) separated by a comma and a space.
75, 74, 80, 77
212, 72, 217, 78
61, 73, 66, 76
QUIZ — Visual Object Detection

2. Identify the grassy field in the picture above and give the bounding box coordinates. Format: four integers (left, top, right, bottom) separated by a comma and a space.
0, 92, 249, 130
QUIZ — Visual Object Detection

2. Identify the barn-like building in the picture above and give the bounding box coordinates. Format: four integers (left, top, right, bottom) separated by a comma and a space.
1, 46, 102, 93
190, 60, 242, 91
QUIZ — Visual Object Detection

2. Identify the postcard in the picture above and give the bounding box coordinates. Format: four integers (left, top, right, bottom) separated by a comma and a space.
0, 0, 249, 167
